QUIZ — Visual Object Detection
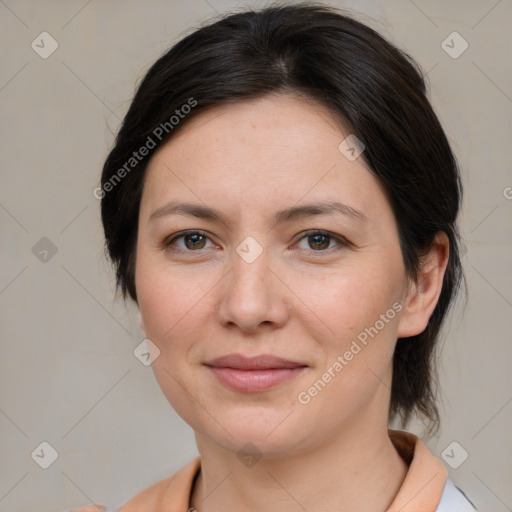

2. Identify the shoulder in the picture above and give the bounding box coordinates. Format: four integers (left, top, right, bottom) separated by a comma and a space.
436, 478, 478, 512
115, 474, 177, 511
67, 478, 173, 512
69, 456, 201, 512
67, 478, 172, 512
117, 456, 201, 511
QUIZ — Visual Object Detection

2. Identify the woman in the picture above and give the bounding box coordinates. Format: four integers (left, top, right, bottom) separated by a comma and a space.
78, 4, 477, 511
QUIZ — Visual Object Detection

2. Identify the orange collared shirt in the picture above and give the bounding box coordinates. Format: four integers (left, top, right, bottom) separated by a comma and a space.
74, 429, 477, 512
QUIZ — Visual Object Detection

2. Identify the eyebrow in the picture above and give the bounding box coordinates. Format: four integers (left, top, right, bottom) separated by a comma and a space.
148, 200, 368, 225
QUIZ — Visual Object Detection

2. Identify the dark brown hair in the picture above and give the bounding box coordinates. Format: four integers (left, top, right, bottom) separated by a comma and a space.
100, 3, 465, 435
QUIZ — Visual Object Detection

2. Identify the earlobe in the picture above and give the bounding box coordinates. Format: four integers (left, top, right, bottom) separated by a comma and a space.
396, 232, 450, 338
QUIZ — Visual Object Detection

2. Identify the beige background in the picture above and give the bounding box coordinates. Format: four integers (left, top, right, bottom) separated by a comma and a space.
1, 1, 511, 511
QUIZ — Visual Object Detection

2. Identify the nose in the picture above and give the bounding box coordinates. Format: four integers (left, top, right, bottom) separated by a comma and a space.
216, 244, 289, 333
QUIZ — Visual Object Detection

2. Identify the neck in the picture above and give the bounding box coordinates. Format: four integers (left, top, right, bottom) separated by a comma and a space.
190, 409, 408, 512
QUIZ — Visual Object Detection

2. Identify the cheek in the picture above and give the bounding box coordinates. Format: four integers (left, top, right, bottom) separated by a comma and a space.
293, 263, 403, 400
299, 264, 403, 346
135, 252, 216, 359
136, 251, 180, 347
135, 254, 211, 424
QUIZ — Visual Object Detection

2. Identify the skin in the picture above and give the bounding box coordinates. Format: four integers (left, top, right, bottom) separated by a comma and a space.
134, 93, 449, 512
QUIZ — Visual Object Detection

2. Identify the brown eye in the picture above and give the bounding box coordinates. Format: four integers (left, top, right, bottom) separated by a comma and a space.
295, 230, 349, 253
308, 233, 331, 250
183, 233, 206, 250
165, 230, 215, 251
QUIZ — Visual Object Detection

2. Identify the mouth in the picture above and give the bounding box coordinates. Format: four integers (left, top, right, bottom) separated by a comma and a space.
203, 353, 308, 392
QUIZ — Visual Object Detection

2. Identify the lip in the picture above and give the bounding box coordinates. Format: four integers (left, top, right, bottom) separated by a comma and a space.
204, 354, 308, 392
204, 353, 307, 370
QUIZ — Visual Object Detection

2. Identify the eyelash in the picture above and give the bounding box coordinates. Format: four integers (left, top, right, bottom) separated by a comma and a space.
163, 229, 350, 255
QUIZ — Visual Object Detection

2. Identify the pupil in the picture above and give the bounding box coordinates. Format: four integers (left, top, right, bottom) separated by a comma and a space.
187, 234, 204, 249
311, 234, 328, 250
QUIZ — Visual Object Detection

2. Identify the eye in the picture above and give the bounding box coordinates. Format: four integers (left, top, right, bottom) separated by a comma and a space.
163, 229, 350, 255
164, 230, 217, 252
294, 230, 349, 253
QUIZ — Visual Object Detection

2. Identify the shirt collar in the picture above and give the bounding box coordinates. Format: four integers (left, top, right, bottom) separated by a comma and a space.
387, 429, 448, 511
118, 429, 447, 511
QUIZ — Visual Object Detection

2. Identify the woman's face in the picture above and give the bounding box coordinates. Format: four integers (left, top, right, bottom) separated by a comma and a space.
135, 94, 414, 456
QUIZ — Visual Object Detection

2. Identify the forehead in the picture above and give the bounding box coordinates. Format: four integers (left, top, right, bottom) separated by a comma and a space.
140, 93, 386, 221
152, 93, 349, 163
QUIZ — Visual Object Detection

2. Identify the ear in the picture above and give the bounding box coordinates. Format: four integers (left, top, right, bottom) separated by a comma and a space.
397, 232, 450, 338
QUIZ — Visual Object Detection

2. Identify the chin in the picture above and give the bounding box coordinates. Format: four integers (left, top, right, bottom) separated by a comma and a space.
197, 411, 314, 459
